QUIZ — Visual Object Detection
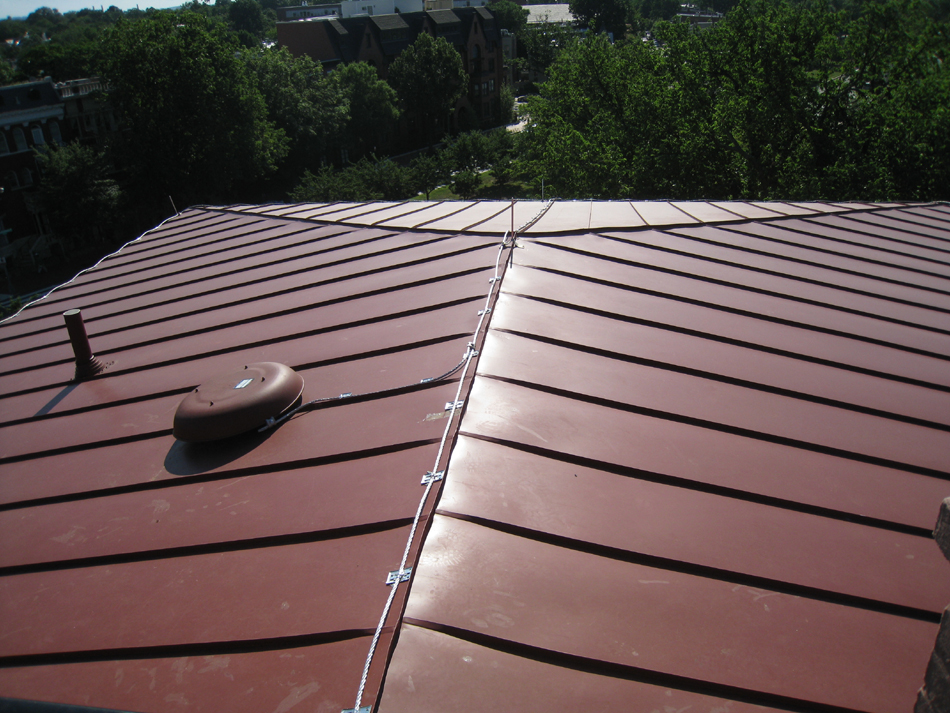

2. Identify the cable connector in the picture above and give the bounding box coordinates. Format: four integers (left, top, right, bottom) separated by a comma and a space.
386, 568, 412, 585
422, 470, 444, 485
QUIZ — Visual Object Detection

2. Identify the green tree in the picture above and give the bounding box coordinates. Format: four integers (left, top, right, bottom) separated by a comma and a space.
518, 0, 950, 201
35, 142, 121, 247
452, 170, 481, 198
332, 62, 400, 160
444, 130, 495, 173
518, 21, 574, 76
409, 151, 451, 199
290, 158, 413, 201
243, 46, 346, 174
229, 0, 264, 38
488, 0, 529, 34
100, 11, 287, 206
569, 0, 634, 36
388, 32, 467, 146
16, 41, 99, 81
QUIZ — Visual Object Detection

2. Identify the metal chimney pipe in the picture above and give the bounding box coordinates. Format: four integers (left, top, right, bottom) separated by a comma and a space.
63, 309, 104, 380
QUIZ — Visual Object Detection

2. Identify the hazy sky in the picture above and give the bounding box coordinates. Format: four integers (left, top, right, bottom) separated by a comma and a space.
4, 0, 183, 20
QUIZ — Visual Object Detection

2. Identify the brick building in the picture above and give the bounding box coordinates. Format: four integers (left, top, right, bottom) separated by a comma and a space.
0, 77, 118, 279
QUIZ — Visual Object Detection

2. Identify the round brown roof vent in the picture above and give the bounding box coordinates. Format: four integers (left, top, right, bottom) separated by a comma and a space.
173, 362, 304, 442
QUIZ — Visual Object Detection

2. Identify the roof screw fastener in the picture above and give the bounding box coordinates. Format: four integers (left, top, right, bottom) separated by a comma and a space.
63, 308, 105, 381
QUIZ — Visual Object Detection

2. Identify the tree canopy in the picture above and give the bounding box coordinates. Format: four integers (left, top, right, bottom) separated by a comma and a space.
243, 45, 345, 176
35, 142, 121, 247
569, 0, 634, 36
387, 32, 467, 145
332, 61, 400, 160
100, 11, 287, 206
518, 0, 950, 200
488, 0, 529, 34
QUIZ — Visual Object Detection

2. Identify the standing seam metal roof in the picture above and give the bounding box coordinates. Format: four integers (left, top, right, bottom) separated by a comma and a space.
0, 200, 948, 713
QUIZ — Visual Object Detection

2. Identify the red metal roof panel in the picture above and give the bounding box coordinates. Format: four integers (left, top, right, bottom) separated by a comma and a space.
3, 201, 948, 713
379, 624, 785, 713
404, 515, 936, 713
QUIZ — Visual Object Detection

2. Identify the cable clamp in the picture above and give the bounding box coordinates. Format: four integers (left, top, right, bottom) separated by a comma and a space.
339, 392, 353, 399
422, 470, 445, 485
478, 308, 491, 316
489, 277, 499, 283
420, 377, 433, 383
445, 400, 464, 412
386, 568, 412, 585
342, 708, 371, 713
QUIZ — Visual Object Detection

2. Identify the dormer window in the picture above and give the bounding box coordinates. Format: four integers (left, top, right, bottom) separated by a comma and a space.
49, 120, 62, 145
13, 127, 27, 152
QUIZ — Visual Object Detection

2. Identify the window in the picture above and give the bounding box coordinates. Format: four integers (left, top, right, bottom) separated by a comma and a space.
3, 171, 18, 189
488, 58, 495, 72
0, 133, 8, 155
49, 121, 62, 145
31, 125, 45, 145
13, 128, 27, 152
21, 168, 33, 186
489, 79, 495, 92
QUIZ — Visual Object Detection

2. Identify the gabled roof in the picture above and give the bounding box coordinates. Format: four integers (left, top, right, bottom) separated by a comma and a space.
370, 13, 410, 32
1, 200, 948, 713
425, 9, 460, 25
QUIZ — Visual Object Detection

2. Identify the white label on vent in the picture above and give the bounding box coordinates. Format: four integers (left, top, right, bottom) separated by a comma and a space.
234, 378, 254, 389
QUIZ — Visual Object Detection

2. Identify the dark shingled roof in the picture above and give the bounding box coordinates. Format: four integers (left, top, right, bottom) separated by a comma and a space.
371, 13, 410, 32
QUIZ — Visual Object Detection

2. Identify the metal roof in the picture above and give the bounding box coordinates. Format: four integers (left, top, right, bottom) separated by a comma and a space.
1, 200, 948, 713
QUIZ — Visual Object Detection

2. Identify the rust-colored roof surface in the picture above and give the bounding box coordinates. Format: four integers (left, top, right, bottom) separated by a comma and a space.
1, 201, 949, 713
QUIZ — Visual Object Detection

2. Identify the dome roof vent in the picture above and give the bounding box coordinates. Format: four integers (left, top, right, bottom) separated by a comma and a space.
173, 362, 304, 442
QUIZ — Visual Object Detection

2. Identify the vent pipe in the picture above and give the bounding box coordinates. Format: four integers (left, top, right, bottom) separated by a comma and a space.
63, 309, 104, 380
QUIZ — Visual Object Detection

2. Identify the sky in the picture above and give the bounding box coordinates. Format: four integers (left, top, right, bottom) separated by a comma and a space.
4, 0, 183, 20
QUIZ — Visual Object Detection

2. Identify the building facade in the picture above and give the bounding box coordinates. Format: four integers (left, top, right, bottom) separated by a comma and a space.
0, 77, 118, 282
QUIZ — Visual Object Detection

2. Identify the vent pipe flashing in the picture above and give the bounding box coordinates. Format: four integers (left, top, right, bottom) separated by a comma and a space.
63, 309, 104, 380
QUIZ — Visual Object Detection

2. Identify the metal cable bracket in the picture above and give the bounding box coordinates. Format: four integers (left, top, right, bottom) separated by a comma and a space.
421, 470, 444, 485
445, 400, 464, 411
478, 308, 491, 316
386, 568, 412, 585
342, 707, 371, 713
